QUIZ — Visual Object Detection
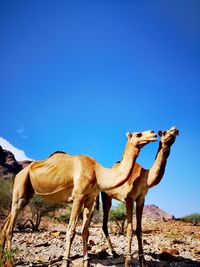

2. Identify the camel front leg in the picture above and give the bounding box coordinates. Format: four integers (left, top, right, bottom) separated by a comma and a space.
81, 196, 96, 267
62, 193, 84, 267
125, 197, 133, 267
136, 197, 146, 267
101, 192, 118, 258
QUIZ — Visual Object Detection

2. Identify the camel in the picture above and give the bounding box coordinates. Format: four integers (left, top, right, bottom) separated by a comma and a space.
0, 130, 157, 267
100, 126, 179, 267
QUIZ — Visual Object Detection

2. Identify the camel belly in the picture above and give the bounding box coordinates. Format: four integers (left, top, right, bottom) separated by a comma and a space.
36, 186, 73, 203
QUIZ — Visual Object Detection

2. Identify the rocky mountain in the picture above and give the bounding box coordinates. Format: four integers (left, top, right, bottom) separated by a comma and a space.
143, 204, 175, 220
0, 145, 32, 179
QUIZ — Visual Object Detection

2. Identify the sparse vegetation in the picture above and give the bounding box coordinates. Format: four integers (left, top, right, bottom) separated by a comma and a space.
109, 202, 127, 234
0, 178, 13, 215
0, 246, 19, 267
55, 205, 72, 223
164, 231, 183, 240
26, 195, 63, 230
179, 213, 200, 224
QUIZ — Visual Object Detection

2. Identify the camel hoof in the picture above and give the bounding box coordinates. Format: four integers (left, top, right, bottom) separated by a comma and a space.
125, 254, 133, 267
125, 259, 133, 267
112, 250, 120, 258
139, 256, 146, 267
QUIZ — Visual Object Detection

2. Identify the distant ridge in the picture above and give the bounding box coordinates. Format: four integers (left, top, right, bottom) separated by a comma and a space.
143, 204, 175, 220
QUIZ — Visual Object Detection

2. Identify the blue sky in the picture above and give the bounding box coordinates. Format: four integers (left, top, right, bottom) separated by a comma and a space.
0, 0, 199, 217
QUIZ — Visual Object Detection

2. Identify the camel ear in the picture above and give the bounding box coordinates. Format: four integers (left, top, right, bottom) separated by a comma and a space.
126, 132, 132, 139
158, 130, 162, 137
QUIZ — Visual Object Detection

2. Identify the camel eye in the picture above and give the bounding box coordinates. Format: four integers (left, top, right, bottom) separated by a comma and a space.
163, 131, 167, 135
136, 133, 142, 137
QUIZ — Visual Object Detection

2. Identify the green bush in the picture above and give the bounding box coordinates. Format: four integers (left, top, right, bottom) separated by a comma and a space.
179, 213, 200, 224
109, 202, 127, 221
109, 202, 127, 234
0, 246, 19, 266
27, 195, 63, 230
55, 205, 72, 223
0, 179, 13, 214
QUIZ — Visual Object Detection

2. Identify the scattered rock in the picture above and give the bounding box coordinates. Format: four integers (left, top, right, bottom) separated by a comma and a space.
51, 231, 61, 238
192, 247, 200, 255
119, 254, 126, 263
34, 241, 50, 247
35, 255, 46, 262
8, 219, 200, 267
160, 247, 179, 255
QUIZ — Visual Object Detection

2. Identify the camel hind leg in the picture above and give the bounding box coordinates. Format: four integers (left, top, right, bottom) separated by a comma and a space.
0, 166, 33, 254
0, 192, 33, 254
0, 213, 12, 251
0, 202, 19, 252
101, 192, 119, 258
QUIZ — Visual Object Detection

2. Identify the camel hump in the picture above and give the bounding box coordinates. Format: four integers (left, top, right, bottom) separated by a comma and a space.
48, 151, 69, 158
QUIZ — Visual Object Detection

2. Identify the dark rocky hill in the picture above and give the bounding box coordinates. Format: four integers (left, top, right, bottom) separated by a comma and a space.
0, 145, 32, 179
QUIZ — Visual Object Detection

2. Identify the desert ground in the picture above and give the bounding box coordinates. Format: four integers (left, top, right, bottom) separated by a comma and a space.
3, 215, 199, 267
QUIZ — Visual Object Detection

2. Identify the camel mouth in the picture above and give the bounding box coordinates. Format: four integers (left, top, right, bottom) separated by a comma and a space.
147, 137, 157, 142
173, 129, 179, 136
139, 135, 157, 145
170, 129, 179, 137
148, 133, 158, 142
149, 137, 158, 141
170, 126, 179, 136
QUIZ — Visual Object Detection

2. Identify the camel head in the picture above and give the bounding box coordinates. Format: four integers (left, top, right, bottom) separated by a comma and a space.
158, 126, 179, 146
126, 130, 157, 148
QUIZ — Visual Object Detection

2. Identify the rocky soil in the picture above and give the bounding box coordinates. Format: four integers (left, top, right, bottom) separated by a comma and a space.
5, 216, 200, 267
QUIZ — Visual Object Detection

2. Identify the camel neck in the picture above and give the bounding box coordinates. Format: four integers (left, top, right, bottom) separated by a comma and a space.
120, 142, 140, 168
147, 142, 171, 188
155, 142, 170, 159
96, 142, 140, 191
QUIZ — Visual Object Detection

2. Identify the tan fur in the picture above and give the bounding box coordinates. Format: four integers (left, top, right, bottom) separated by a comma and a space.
0, 130, 157, 267
101, 126, 179, 267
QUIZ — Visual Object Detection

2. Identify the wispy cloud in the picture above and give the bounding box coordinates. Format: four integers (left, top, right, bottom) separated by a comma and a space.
17, 126, 27, 139
13, 120, 28, 139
